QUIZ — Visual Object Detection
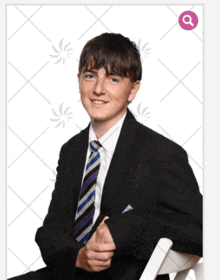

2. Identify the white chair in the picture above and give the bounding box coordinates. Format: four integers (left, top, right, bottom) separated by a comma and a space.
139, 238, 203, 280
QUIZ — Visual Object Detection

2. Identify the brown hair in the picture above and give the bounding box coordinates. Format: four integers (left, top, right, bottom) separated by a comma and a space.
78, 33, 142, 82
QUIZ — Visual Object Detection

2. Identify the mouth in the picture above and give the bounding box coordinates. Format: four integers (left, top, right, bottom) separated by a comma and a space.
90, 99, 109, 105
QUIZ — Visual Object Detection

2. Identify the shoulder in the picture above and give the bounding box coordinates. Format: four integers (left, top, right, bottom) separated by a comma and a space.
59, 126, 89, 154
134, 121, 188, 161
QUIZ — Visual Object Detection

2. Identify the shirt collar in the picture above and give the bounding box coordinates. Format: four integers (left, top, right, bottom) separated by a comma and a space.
88, 111, 127, 154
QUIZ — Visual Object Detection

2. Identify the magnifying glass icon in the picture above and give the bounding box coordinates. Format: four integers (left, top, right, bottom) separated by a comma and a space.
179, 11, 198, 30
183, 15, 194, 26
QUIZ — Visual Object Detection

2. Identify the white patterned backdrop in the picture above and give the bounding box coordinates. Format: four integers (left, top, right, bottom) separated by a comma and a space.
7, 4, 203, 279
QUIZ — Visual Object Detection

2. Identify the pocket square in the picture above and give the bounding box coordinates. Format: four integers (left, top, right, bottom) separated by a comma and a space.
122, 204, 134, 214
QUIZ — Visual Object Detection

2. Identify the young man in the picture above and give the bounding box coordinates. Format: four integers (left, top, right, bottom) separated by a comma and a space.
9, 33, 202, 280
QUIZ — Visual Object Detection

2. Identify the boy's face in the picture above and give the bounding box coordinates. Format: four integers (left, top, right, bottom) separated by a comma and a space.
78, 66, 140, 125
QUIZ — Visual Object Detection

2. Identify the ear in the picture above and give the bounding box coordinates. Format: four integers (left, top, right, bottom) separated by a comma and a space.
77, 73, 80, 84
128, 80, 141, 103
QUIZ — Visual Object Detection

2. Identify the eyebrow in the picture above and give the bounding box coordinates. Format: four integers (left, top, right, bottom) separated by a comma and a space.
107, 72, 123, 77
82, 69, 97, 74
82, 69, 124, 78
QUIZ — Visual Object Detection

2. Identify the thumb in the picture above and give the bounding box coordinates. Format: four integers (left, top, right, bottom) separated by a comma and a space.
97, 216, 109, 228
102, 216, 109, 223
88, 230, 97, 243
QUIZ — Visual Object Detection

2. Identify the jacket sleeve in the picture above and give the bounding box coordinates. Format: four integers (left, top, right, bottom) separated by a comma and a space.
105, 146, 202, 261
35, 143, 84, 269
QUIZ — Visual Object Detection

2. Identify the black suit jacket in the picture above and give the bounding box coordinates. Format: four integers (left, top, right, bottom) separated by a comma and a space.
35, 109, 202, 280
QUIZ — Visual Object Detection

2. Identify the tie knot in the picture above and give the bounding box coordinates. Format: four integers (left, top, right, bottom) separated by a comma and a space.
90, 140, 102, 153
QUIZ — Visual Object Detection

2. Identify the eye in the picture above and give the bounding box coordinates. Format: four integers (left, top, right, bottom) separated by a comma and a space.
110, 77, 120, 83
85, 74, 94, 79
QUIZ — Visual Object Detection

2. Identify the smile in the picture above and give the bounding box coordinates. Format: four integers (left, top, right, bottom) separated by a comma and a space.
91, 99, 108, 104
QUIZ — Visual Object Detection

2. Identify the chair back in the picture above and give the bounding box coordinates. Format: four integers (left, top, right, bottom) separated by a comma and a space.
139, 238, 203, 280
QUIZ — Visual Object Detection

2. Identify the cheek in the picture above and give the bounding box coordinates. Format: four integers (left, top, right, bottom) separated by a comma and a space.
80, 82, 93, 95
80, 91, 91, 103
114, 92, 129, 105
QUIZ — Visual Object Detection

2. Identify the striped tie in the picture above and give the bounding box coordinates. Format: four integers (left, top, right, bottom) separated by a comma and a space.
73, 140, 102, 244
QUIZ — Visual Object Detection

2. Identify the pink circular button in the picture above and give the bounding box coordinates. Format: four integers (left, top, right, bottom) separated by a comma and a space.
179, 11, 198, 31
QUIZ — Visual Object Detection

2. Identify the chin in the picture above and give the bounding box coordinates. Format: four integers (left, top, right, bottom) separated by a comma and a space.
87, 110, 107, 120
90, 115, 108, 122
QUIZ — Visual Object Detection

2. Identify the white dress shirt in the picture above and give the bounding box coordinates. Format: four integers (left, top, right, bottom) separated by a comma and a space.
80, 111, 127, 224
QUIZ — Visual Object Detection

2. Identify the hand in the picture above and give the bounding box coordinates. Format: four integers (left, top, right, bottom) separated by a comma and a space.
94, 216, 116, 248
75, 232, 115, 272
75, 217, 115, 272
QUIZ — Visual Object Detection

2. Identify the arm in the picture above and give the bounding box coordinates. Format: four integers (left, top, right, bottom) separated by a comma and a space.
35, 143, 84, 269
105, 146, 202, 261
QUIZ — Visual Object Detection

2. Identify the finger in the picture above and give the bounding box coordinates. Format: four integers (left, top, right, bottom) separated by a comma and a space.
95, 259, 111, 267
88, 259, 112, 271
92, 243, 116, 252
89, 265, 110, 273
88, 230, 97, 242
84, 248, 114, 261
98, 216, 109, 227
87, 241, 115, 251
92, 251, 114, 261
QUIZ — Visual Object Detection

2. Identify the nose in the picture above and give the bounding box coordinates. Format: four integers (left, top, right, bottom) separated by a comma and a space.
93, 78, 105, 95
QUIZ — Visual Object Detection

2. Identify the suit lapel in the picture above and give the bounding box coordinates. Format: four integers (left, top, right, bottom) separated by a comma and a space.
69, 124, 89, 214
100, 109, 140, 215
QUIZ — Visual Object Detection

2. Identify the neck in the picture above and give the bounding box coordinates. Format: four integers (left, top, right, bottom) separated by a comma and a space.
91, 111, 126, 139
